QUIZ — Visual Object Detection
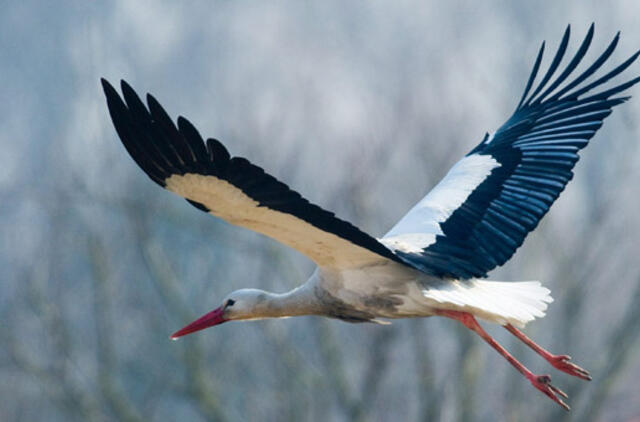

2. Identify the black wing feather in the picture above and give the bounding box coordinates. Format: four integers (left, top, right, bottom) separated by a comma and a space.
534, 24, 594, 104
102, 78, 403, 266
524, 25, 572, 106
395, 26, 639, 279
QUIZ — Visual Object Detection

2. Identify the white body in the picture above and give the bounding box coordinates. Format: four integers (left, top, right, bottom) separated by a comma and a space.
167, 168, 552, 329
103, 24, 633, 408
102, 28, 637, 331
305, 260, 551, 328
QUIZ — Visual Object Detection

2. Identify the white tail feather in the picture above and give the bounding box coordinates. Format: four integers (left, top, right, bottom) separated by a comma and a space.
422, 280, 553, 328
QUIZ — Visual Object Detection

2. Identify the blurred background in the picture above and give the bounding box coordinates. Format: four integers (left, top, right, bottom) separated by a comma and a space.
1, 1, 639, 421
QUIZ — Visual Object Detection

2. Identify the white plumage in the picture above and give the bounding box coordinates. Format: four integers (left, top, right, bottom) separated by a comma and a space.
166, 173, 386, 268
384, 154, 500, 240
102, 24, 638, 410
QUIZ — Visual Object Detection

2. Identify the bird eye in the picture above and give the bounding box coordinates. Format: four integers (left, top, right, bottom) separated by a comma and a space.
226, 299, 236, 308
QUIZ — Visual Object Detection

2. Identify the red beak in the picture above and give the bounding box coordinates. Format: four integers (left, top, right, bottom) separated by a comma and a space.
170, 306, 228, 339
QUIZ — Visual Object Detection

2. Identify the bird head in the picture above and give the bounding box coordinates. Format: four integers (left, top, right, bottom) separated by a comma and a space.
170, 289, 268, 339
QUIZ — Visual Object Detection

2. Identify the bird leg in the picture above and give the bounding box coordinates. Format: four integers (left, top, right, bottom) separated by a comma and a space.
435, 310, 570, 411
504, 324, 591, 381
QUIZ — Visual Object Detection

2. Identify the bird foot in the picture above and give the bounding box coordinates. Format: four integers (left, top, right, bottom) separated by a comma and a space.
527, 373, 570, 411
547, 354, 592, 381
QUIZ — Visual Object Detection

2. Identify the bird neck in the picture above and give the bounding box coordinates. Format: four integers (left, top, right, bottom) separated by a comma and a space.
260, 284, 321, 319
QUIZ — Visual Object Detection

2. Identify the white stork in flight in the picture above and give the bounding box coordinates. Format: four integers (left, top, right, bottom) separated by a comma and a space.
102, 24, 639, 410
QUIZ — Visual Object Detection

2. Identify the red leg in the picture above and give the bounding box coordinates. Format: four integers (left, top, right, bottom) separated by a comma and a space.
436, 310, 570, 411
504, 324, 591, 381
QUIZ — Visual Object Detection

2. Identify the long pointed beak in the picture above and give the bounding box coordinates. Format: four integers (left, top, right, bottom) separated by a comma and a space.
170, 306, 228, 339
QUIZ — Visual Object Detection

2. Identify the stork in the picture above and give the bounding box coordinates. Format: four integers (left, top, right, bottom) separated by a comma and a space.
101, 24, 639, 410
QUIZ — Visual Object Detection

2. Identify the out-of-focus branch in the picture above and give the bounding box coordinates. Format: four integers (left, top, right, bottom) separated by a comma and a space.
313, 318, 360, 418
455, 325, 481, 422
577, 278, 640, 422
260, 321, 317, 420
550, 132, 638, 356
543, 213, 631, 421
503, 339, 526, 419
128, 211, 226, 422
5, 199, 105, 420
88, 234, 145, 422
410, 320, 442, 422
4, 336, 102, 421
256, 244, 316, 420
2, 267, 103, 420
313, 319, 396, 422
354, 326, 397, 421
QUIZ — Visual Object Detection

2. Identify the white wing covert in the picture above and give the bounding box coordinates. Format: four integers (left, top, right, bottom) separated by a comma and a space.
102, 79, 404, 270
383, 25, 640, 279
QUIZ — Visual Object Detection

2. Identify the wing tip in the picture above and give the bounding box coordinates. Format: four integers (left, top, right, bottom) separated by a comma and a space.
100, 77, 111, 90
146, 92, 157, 107
100, 77, 120, 101
120, 78, 133, 94
519, 25, 640, 107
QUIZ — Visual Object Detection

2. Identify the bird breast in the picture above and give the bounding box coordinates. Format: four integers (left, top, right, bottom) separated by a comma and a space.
309, 262, 434, 320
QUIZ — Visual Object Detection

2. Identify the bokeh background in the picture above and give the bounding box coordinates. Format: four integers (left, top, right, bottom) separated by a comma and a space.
1, 1, 639, 421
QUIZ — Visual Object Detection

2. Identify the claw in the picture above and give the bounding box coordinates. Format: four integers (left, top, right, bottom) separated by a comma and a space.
548, 354, 592, 381
444, 316, 578, 410
528, 374, 571, 411
548, 382, 568, 399
504, 325, 592, 382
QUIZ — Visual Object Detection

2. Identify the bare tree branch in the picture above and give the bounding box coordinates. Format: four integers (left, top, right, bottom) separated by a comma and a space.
87, 234, 145, 422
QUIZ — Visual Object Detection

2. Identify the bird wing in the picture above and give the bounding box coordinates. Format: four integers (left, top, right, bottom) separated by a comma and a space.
102, 79, 403, 270
382, 24, 640, 279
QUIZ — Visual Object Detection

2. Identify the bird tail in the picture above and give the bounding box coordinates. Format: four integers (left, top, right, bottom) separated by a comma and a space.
422, 279, 553, 328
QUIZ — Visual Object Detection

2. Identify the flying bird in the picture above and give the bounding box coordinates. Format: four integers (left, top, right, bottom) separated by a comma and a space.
101, 24, 639, 410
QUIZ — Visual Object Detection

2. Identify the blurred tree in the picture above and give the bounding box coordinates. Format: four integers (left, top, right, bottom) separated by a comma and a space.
1, 1, 639, 421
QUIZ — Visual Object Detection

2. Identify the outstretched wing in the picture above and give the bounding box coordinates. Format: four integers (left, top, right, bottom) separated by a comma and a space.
383, 24, 640, 279
102, 79, 403, 269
